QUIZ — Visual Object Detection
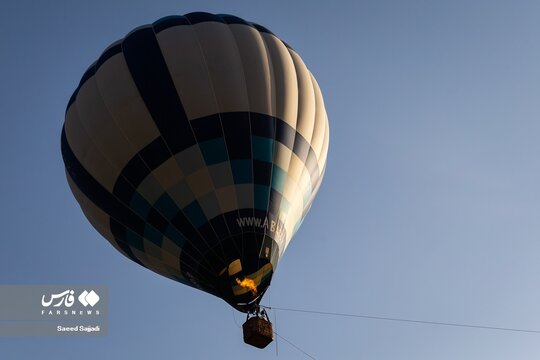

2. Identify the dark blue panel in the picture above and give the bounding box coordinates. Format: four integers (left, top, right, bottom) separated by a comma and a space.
252, 136, 274, 162
275, 120, 295, 149
122, 27, 196, 154
254, 184, 270, 211
154, 193, 180, 220
217, 14, 251, 26
153, 15, 189, 33
249, 22, 274, 36
253, 160, 272, 186
171, 210, 207, 253
293, 133, 310, 162
199, 138, 228, 165
230, 159, 252, 184
209, 215, 231, 239
129, 192, 152, 218
139, 137, 171, 170
79, 62, 96, 88
185, 12, 226, 25
146, 208, 169, 234
221, 112, 251, 160
96, 43, 122, 69
251, 113, 275, 138
143, 225, 164, 247
182, 201, 208, 229
191, 114, 223, 142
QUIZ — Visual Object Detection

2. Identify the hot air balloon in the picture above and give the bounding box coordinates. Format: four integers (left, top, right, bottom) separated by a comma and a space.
61, 12, 329, 348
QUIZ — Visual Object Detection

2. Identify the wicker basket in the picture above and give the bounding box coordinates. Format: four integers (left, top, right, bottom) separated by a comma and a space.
242, 317, 273, 349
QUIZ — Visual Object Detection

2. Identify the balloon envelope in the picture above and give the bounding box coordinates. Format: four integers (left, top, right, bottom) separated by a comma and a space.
61, 12, 329, 312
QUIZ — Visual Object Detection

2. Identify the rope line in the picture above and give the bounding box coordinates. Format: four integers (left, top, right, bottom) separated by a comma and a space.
261, 305, 540, 334
231, 308, 241, 329
273, 329, 317, 360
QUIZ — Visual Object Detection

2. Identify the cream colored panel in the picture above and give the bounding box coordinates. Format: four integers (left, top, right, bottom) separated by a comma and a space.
185, 168, 214, 198
137, 175, 164, 204
144, 238, 164, 259
80, 141, 118, 192
142, 234, 182, 266
76, 77, 134, 173
168, 180, 195, 208
89, 216, 129, 260
191, 21, 249, 114
80, 201, 114, 243
261, 33, 298, 128
235, 184, 254, 209
66, 173, 113, 241
156, 26, 219, 120
282, 176, 302, 208
174, 145, 206, 176
283, 197, 303, 247
76, 202, 111, 242
94, 53, 160, 149
162, 241, 181, 272
309, 73, 327, 160
103, 234, 130, 259
289, 50, 315, 142
287, 153, 306, 183
162, 249, 181, 271
65, 170, 86, 207
275, 142, 302, 206
229, 24, 274, 116
163, 266, 184, 281
298, 171, 312, 204
131, 247, 170, 278
64, 106, 91, 167
152, 157, 185, 190
207, 162, 234, 189
162, 236, 181, 256
305, 166, 325, 212
228, 259, 242, 276
301, 75, 328, 210
216, 186, 238, 213
293, 71, 327, 212
198, 192, 221, 220
318, 117, 330, 171
273, 142, 293, 174
130, 246, 152, 266
65, 106, 117, 191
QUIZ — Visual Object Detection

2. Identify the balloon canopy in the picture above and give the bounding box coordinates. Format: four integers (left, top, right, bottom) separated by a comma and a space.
61, 12, 329, 312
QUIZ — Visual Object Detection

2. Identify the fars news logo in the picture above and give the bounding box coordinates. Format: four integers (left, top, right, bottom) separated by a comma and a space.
41, 289, 101, 316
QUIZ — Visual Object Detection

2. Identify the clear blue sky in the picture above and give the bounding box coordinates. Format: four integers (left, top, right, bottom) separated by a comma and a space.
2, 0, 540, 358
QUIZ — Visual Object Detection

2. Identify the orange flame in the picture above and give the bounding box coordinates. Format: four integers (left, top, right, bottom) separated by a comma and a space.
235, 277, 257, 296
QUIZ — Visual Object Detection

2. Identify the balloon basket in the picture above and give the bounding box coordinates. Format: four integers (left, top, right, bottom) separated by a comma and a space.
242, 309, 273, 349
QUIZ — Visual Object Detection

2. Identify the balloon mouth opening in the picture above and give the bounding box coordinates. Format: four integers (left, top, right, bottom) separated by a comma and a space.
218, 259, 274, 313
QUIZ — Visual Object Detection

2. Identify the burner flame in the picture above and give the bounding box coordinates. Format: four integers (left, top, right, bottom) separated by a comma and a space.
235, 277, 257, 296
